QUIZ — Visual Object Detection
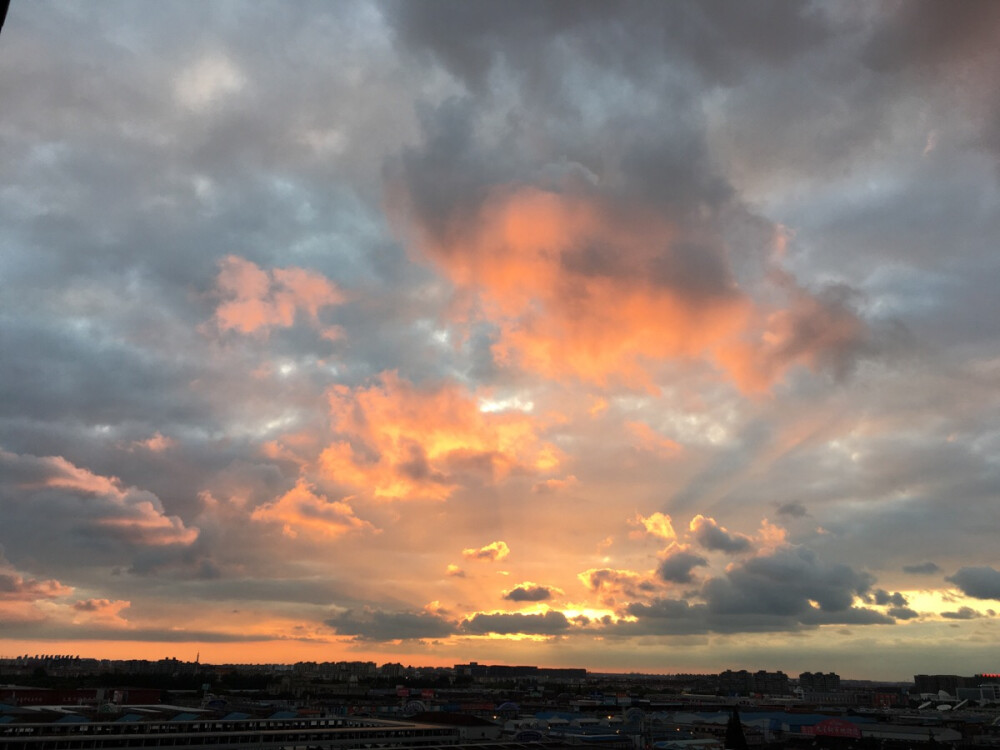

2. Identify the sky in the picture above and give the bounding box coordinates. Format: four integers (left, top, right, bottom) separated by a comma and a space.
2, 2, 1000, 681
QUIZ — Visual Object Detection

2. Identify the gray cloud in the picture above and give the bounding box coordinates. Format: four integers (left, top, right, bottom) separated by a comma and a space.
325, 608, 457, 641
689, 515, 752, 554
0, 0, 999, 669
872, 589, 908, 607
904, 562, 941, 575
702, 546, 876, 617
776, 502, 808, 518
460, 610, 571, 636
946, 567, 1000, 600
657, 551, 709, 584
941, 606, 981, 620
503, 584, 554, 602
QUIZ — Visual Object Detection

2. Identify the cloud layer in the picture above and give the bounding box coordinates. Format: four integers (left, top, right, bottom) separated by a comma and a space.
1, 1, 999, 677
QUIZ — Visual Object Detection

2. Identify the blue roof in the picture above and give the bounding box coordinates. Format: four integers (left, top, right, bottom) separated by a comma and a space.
115, 714, 145, 723
170, 712, 201, 722
222, 712, 252, 720
268, 711, 298, 719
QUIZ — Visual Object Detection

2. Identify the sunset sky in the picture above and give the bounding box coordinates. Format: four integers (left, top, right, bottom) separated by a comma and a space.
2, 2, 1000, 680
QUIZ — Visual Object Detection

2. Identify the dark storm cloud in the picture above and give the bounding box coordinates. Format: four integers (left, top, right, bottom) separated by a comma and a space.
904, 562, 941, 575
503, 584, 553, 602
657, 551, 709, 584
946, 567, 1000, 601
460, 610, 571, 636
325, 608, 457, 641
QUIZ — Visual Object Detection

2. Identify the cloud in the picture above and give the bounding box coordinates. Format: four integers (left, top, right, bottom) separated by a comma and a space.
872, 589, 908, 607
689, 514, 752, 554
388, 96, 869, 393
702, 545, 876, 618
578, 568, 658, 606
250, 480, 375, 539
532, 475, 577, 494
632, 512, 677, 541
776, 501, 807, 518
627, 422, 682, 456
503, 583, 557, 602
319, 372, 558, 500
903, 561, 941, 575
0, 448, 198, 552
124, 432, 176, 453
213, 255, 344, 336
888, 606, 920, 620
0, 568, 72, 602
946, 566, 1000, 600
71, 598, 130, 625
446, 564, 466, 578
657, 549, 709, 584
325, 608, 456, 641
463, 540, 510, 562
941, 606, 981, 620
460, 609, 571, 635
0, 558, 73, 626
174, 53, 247, 110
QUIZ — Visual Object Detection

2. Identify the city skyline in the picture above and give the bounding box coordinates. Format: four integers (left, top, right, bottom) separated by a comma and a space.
2, 2, 1000, 681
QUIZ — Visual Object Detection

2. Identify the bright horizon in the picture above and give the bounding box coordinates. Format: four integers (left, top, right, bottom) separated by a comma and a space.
1, 2, 999, 684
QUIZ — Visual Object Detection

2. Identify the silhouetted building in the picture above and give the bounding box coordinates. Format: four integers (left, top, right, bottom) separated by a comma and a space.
800, 672, 841, 692
914, 674, 975, 695
753, 670, 789, 695
719, 670, 754, 696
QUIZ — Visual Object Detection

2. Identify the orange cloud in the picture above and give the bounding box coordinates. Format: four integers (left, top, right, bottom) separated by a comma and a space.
577, 567, 658, 607
318, 372, 559, 501
0, 567, 73, 602
251, 480, 375, 539
122, 432, 176, 453
71, 598, 130, 625
463, 540, 511, 562
214, 255, 343, 335
532, 475, 577, 494
4, 450, 197, 547
397, 185, 866, 392
631, 511, 677, 541
716, 276, 867, 392
627, 421, 682, 456
756, 518, 789, 555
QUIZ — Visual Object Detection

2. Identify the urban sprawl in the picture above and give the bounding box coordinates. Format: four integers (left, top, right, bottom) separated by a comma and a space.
1, 655, 999, 750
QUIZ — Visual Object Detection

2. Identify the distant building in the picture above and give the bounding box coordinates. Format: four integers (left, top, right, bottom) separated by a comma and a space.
753, 670, 790, 696
718, 670, 790, 696
913, 674, 976, 696
719, 670, 754, 696
800, 672, 841, 692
